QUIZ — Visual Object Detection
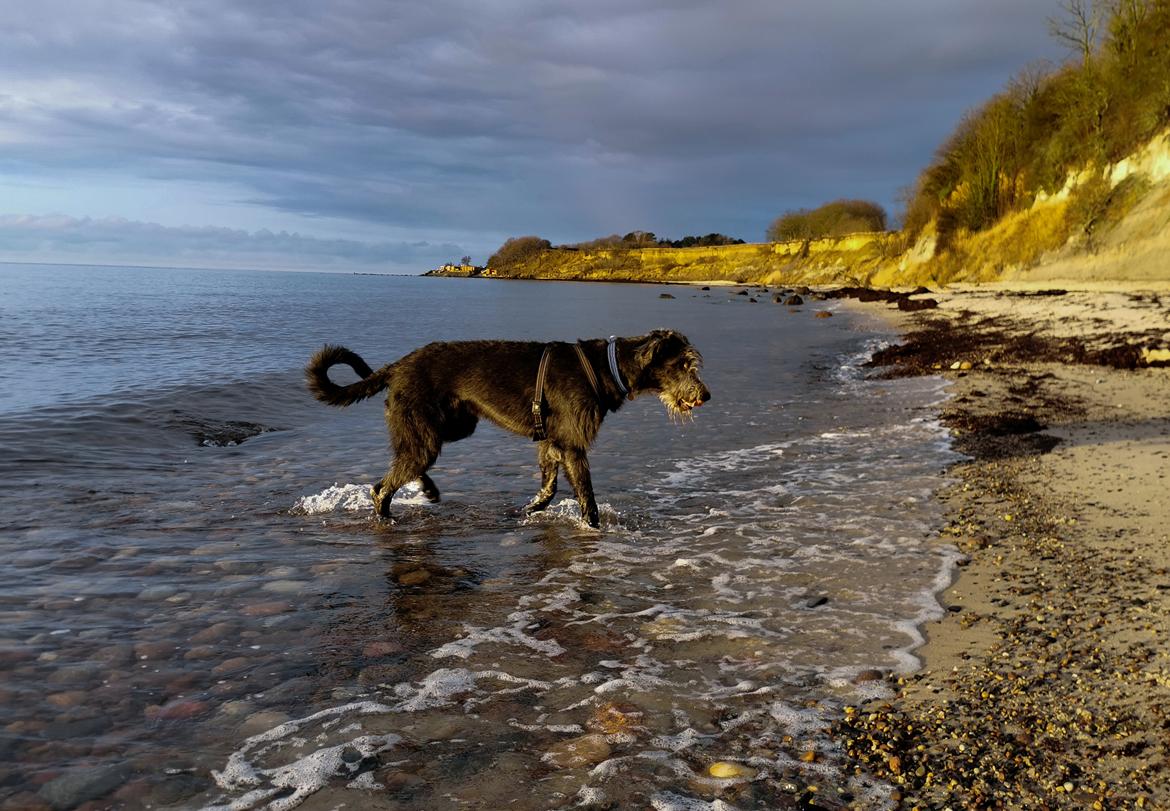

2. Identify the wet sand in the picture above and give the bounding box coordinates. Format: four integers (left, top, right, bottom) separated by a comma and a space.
836, 286, 1170, 809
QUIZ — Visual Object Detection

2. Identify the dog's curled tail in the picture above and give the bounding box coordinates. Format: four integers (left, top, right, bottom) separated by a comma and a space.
305, 344, 390, 407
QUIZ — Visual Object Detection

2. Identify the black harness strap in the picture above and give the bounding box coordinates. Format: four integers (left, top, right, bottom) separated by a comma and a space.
573, 342, 601, 400
532, 345, 553, 441
532, 342, 605, 441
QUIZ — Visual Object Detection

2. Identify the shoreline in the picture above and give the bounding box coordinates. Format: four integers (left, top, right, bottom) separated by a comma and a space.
839, 286, 1170, 808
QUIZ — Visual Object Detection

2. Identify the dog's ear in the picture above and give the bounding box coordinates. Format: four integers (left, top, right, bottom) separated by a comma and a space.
633, 329, 679, 368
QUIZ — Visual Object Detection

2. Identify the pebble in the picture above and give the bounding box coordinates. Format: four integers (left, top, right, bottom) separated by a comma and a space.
215, 700, 256, 718
238, 710, 291, 738
853, 669, 884, 683
406, 715, 465, 743
45, 691, 88, 709
212, 656, 251, 676
585, 701, 645, 735
242, 600, 291, 617
362, 640, 405, 658
137, 585, 178, 601
145, 699, 210, 721
397, 569, 431, 586
190, 622, 237, 645
708, 761, 756, 779
37, 764, 129, 811
183, 645, 219, 661
261, 579, 309, 594
815, 311, 833, 318
544, 734, 612, 769
134, 641, 175, 661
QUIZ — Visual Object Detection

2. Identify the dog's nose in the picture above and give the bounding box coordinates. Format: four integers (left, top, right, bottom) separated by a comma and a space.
699, 387, 711, 404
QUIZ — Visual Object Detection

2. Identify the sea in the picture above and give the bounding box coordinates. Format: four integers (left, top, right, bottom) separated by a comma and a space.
0, 263, 960, 810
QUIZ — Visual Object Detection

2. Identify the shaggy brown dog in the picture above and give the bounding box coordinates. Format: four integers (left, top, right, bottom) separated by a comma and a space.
305, 330, 710, 527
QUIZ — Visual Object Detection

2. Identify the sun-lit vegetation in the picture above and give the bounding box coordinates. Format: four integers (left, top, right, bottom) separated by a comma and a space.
766, 199, 887, 242
901, 0, 1170, 244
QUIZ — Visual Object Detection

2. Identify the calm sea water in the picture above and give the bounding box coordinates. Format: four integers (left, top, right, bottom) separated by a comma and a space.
0, 263, 958, 810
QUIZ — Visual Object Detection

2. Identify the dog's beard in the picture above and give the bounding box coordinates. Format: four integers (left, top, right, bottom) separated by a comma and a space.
659, 391, 698, 424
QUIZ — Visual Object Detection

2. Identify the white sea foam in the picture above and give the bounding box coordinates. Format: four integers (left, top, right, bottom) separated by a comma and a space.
203, 701, 399, 811
290, 481, 432, 515
650, 790, 739, 811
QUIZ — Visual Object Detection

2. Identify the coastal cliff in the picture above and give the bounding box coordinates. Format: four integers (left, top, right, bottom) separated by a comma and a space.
482, 127, 1170, 287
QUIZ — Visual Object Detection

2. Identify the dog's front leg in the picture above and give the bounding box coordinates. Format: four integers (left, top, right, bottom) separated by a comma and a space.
524, 441, 560, 514
562, 447, 599, 528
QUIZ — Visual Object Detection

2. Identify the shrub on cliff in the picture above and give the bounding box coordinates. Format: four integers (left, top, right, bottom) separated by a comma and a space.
767, 199, 888, 242
487, 236, 551, 269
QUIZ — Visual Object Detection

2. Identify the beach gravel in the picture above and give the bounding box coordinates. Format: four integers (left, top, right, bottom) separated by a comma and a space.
834, 287, 1170, 809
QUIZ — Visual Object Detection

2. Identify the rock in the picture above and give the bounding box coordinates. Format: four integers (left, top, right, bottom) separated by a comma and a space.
190, 622, 237, 645
148, 773, 211, 806
799, 750, 818, 763
701, 286, 710, 291
137, 585, 178, 601
363, 640, 405, 658
382, 769, 426, 795
1141, 347, 1170, 365
38, 764, 129, 810
261, 676, 314, 703
748, 297, 757, 303
397, 569, 431, 586
853, 669, 884, 683
211, 656, 251, 676
406, 714, 468, 744
708, 761, 756, 779
215, 700, 255, 718
238, 710, 291, 738
585, 701, 645, 735
45, 691, 88, 710
785, 295, 803, 306
804, 595, 829, 609
794, 286, 810, 294
772, 294, 784, 303
183, 645, 218, 661
736, 290, 749, 296
42, 716, 109, 740
261, 579, 308, 594
543, 734, 612, 769
242, 600, 291, 617
814, 311, 833, 318
92, 644, 135, 667
46, 664, 101, 685
897, 297, 938, 311
145, 699, 210, 721
659, 293, 675, 299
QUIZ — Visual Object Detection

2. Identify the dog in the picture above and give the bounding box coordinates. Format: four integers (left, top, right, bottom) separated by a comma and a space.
305, 330, 710, 528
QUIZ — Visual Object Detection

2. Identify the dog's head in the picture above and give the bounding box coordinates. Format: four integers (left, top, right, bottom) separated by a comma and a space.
629, 329, 711, 418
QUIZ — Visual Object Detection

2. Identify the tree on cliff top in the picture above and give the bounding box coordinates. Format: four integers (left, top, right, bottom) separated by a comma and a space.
487, 236, 551, 269
766, 199, 888, 242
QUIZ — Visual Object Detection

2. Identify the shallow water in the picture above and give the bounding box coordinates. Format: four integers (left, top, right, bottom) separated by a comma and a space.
0, 264, 959, 809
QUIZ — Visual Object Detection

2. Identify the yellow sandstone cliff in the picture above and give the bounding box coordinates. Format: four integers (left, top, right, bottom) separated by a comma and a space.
486, 128, 1170, 288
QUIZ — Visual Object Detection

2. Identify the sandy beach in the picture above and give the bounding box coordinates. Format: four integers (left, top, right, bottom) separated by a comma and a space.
835, 286, 1170, 809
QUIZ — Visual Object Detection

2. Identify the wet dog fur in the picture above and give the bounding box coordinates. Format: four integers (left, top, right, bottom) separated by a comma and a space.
305, 330, 710, 527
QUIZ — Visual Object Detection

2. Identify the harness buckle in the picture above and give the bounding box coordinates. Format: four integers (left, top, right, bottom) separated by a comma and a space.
531, 399, 545, 441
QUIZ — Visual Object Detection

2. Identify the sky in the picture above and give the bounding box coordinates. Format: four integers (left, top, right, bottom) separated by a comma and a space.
0, 1, 1068, 273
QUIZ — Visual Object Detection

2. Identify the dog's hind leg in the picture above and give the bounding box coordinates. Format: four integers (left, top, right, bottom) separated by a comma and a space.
373, 435, 441, 519
418, 473, 441, 503
524, 441, 560, 514
561, 447, 600, 529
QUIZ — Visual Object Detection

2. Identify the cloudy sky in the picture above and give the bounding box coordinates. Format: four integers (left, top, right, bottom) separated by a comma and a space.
0, 1, 1066, 273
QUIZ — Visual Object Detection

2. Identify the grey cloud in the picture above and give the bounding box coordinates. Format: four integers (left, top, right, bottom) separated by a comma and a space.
0, 0, 1065, 248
